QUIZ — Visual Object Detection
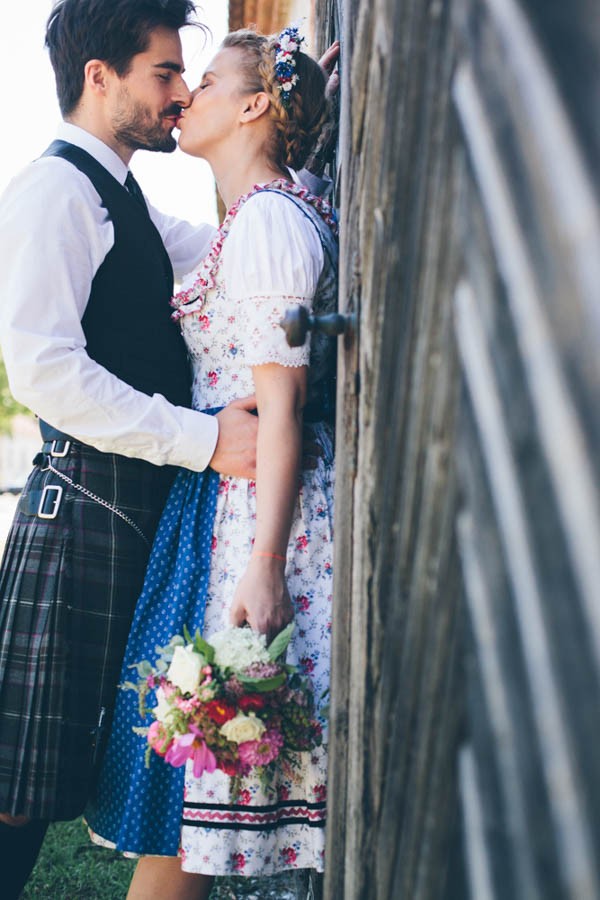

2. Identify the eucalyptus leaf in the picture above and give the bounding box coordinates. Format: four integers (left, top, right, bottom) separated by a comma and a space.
132, 725, 149, 736
127, 660, 152, 678
267, 622, 295, 661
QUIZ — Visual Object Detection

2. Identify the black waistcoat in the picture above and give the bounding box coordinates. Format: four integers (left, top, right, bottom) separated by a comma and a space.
42, 140, 192, 409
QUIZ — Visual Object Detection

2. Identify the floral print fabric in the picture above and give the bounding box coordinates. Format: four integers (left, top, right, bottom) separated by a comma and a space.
178, 189, 338, 876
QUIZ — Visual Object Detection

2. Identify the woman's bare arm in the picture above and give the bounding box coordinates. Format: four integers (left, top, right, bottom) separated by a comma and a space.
229, 363, 307, 641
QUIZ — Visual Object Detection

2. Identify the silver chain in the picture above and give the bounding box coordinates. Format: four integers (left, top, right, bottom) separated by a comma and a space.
44, 458, 151, 548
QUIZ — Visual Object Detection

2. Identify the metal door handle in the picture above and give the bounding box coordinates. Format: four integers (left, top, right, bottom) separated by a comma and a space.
280, 306, 356, 347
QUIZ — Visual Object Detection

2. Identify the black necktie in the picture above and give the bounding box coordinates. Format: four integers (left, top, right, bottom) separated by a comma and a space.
125, 171, 148, 214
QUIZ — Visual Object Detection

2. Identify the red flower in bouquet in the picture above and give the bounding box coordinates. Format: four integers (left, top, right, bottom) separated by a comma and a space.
238, 693, 266, 713
205, 698, 237, 725
218, 758, 241, 777
131, 623, 323, 799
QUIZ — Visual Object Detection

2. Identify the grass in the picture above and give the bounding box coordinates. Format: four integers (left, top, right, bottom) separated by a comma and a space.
22, 818, 317, 898
22, 819, 136, 899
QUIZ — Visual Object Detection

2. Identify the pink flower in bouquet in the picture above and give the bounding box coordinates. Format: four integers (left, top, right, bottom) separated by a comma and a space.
147, 721, 172, 758
164, 725, 217, 778
238, 729, 284, 767
176, 697, 201, 714
243, 661, 282, 679
224, 675, 245, 697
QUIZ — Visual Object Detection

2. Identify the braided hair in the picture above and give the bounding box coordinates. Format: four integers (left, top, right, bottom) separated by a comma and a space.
221, 29, 328, 171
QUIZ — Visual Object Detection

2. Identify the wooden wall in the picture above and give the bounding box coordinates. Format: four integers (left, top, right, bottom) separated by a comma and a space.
229, 0, 314, 39
313, 0, 600, 897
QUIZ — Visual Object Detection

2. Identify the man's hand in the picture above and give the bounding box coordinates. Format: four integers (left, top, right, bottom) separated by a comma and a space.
306, 41, 341, 177
209, 395, 258, 478
318, 40, 340, 85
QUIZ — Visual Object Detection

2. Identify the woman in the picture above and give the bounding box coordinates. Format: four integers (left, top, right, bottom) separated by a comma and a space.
86, 27, 338, 899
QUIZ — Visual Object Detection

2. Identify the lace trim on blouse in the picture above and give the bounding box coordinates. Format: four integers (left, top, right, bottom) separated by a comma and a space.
243, 295, 311, 367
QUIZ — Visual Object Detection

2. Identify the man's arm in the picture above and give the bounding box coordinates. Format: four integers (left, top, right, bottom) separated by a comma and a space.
147, 202, 217, 282
301, 41, 341, 185
0, 158, 257, 474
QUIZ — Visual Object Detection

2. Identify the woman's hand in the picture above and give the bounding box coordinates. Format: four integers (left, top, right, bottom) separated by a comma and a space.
230, 556, 294, 644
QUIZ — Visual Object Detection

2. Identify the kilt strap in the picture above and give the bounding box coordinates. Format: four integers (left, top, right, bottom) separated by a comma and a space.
23, 451, 152, 547
20, 485, 64, 519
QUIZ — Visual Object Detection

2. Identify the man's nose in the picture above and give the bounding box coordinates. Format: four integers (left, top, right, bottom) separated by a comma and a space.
173, 77, 192, 108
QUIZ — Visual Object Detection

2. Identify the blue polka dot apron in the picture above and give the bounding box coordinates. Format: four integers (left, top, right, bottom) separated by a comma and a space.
85, 409, 221, 856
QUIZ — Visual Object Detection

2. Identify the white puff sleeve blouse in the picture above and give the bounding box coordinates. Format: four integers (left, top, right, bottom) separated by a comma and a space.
221, 191, 324, 368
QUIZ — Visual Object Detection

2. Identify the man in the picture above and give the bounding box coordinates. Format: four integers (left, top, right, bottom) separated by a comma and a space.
0, 1, 337, 894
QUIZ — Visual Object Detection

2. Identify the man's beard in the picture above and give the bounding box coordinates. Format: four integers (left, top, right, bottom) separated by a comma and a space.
113, 96, 178, 153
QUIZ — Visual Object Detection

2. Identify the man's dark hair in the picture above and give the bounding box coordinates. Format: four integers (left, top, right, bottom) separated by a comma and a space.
46, 0, 198, 116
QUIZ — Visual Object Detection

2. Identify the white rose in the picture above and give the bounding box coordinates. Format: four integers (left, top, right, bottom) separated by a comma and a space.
166, 644, 202, 695
283, 82, 293, 92
153, 687, 173, 724
220, 712, 266, 744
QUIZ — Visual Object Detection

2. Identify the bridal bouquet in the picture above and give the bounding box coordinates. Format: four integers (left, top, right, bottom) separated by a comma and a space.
128, 624, 322, 797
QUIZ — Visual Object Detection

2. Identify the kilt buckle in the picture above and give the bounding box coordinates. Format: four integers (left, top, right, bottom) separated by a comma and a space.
50, 440, 71, 457
38, 484, 63, 519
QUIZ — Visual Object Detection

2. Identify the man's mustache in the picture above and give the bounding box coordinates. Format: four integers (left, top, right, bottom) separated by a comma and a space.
162, 105, 183, 118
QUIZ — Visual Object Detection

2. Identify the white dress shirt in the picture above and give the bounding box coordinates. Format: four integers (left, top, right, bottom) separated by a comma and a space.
0, 123, 220, 471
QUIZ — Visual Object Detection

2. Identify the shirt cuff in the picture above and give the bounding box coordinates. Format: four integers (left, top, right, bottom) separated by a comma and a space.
174, 408, 219, 472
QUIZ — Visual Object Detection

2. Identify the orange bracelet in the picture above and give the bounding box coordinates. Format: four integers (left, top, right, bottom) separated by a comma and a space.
252, 551, 287, 562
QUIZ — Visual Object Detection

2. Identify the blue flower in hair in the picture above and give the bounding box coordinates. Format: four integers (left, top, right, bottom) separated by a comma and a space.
274, 26, 305, 107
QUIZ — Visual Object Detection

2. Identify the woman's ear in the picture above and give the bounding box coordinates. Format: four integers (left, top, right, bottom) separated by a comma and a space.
240, 91, 271, 123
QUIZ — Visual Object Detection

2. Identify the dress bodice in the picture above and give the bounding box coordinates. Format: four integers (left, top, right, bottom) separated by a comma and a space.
171, 185, 338, 414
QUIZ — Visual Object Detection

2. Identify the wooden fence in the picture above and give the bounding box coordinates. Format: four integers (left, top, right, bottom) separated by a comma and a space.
313, 0, 600, 897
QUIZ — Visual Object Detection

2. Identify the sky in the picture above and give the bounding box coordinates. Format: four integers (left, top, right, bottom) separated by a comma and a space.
0, 0, 228, 227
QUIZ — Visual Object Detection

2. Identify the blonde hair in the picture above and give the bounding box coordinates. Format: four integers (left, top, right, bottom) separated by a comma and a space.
221, 28, 328, 171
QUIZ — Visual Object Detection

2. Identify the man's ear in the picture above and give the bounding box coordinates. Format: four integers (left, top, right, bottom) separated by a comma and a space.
83, 59, 111, 97
240, 92, 271, 123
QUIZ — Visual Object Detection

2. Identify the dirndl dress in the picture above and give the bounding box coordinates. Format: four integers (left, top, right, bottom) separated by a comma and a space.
88, 182, 338, 877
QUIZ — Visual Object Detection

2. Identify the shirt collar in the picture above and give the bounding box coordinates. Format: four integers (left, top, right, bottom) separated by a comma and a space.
55, 122, 130, 185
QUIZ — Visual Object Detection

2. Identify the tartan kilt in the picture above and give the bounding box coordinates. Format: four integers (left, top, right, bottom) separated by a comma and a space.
0, 442, 176, 821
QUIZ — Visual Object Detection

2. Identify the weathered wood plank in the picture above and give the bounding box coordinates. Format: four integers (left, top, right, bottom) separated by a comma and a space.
312, 0, 600, 895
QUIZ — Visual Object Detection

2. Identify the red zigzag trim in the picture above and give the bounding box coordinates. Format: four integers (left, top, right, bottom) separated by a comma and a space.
183, 805, 326, 824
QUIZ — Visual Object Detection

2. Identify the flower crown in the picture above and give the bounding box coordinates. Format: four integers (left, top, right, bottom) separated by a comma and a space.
273, 26, 305, 107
